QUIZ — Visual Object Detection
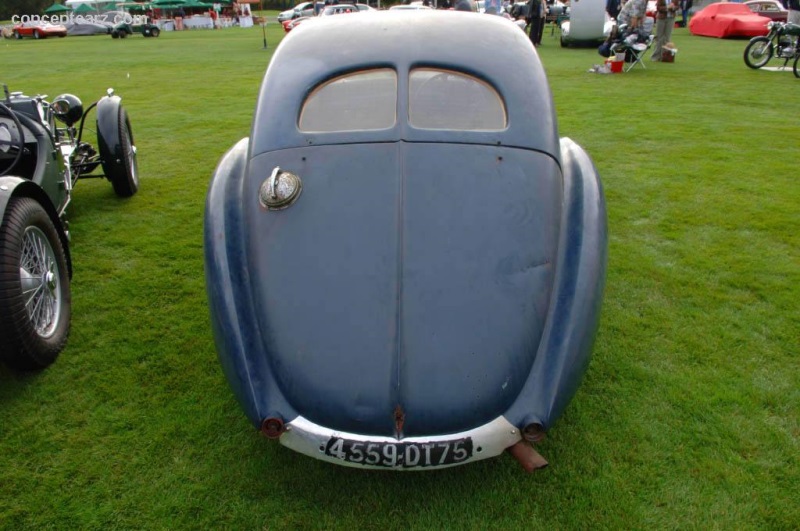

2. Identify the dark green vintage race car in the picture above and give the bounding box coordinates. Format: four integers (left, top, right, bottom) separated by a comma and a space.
111, 21, 160, 38
0, 84, 138, 370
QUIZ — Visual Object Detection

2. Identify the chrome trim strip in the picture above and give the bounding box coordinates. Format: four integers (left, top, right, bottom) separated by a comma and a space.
280, 415, 522, 470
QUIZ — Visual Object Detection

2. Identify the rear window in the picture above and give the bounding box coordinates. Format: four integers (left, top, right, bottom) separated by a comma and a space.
408, 68, 507, 131
298, 67, 506, 133
298, 68, 397, 132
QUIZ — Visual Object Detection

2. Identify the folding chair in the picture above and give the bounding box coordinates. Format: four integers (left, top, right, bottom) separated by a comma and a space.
623, 35, 655, 71
609, 17, 655, 72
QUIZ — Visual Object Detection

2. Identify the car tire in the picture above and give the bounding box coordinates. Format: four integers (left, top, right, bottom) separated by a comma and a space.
33, 30, 40, 39
112, 30, 119, 38
560, 35, 568, 48
0, 197, 71, 371
794, 53, 800, 78
14, 30, 22, 39
98, 105, 139, 197
119, 30, 127, 38
743, 37, 772, 69
151, 28, 160, 37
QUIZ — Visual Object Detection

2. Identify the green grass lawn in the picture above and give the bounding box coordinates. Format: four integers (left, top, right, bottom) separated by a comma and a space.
1, 19, 798, 529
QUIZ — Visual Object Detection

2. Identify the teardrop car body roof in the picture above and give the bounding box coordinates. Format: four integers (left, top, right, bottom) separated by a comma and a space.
250, 11, 560, 159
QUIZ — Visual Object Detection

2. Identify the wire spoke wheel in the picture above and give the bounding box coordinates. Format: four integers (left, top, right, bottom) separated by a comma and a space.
744, 37, 773, 69
20, 226, 62, 338
0, 197, 70, 370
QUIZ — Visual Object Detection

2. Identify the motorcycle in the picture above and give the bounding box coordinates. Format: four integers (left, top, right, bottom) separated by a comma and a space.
743, 20, 800, 70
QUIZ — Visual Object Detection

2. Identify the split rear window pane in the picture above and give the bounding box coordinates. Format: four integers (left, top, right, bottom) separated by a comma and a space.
409, 68, 506, 131
299, 69, 397, 132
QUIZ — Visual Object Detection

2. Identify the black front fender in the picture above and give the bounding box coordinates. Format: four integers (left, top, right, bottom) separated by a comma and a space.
95, 94, 125, 173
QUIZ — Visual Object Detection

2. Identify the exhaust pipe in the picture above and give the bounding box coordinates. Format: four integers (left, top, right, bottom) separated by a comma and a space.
507, 441, 549, 473
260, 416, 286, 439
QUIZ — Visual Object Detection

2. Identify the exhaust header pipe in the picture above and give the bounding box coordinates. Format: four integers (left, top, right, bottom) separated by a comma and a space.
507, 441, 549, 473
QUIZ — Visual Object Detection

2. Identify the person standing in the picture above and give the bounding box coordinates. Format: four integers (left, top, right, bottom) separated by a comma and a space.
232, 1, 240, 25
617, 0, 647, 30
606, 0, 621, 20
679, 0, 692, 27
651, 0, 678, 61
526, 0, 546, 46
174, 6, 185, 31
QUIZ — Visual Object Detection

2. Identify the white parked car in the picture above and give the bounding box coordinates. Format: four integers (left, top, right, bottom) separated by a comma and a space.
277, 1, 319, 22
559, 0, 615, 47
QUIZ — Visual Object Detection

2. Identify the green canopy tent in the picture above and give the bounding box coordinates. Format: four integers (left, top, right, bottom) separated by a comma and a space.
73, 3, 98, 13
126, 2, 150, 11
181, 0, 213, 7
44, 3, 72, 13
150, 0, 186, 6
116, 1, 151, 11
149, 0, 188, 21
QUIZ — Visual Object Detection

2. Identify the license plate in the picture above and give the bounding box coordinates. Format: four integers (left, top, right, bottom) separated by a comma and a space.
324, 436, 474, 468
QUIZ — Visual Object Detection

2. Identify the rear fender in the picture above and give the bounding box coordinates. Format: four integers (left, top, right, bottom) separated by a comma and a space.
504, 137, 607, 430
204, 138, 297, 428
0, 176, 73, 279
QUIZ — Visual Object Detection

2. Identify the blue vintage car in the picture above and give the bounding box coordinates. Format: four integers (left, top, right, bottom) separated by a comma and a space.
205, 11, 607, 471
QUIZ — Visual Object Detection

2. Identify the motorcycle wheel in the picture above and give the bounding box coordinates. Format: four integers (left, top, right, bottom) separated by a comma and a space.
744, 37, 772, 69
0, 197, 71, 370
794, 53, 800, 79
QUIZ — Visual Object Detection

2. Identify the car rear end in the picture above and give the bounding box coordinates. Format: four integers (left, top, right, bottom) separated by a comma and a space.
206, 12, 606, 471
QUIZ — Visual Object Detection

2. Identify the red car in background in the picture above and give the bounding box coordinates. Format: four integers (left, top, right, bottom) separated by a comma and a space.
12, 21, 68, 39
689, 2, 770, 38
282, 15, 311, 32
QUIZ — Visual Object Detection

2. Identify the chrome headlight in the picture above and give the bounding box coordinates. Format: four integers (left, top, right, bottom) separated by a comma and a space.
51, 93, 84, 127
